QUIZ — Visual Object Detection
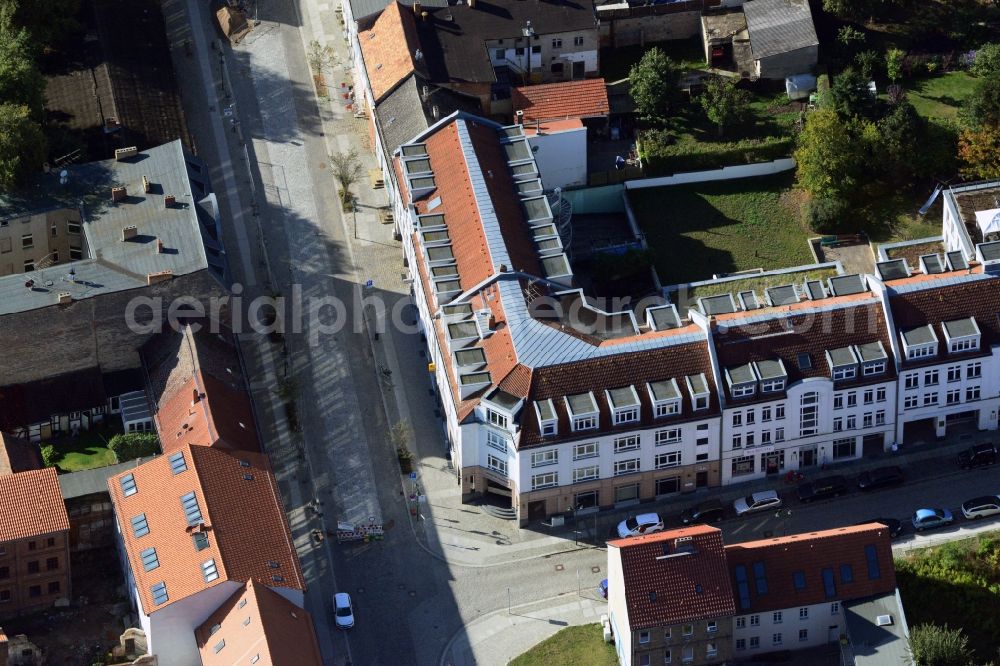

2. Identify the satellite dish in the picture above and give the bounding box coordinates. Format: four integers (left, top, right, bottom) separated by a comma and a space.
59, 170, 69, 185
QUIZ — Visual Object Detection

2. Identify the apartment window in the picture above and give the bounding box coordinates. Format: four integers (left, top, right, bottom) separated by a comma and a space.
864, 360, 886, 375
551, 62, 564, 74
531, 472, 558, 490
694, 395, 709, 411
573, 442, 598, 460
213, 639, 225, 654
761, 378, 784, 393
707, 621, 717, 633
614, 407, 639, 425
832, 366, 856, 381
799, 393, 818, 437
706, 642, 717, 657
732, 412, 742, 427
772, 633, 783, 646
573, 465, 599, 483
750, 614, 760, 626
140, 548, 160, 572
863, 413, 873, 428
696, 436, 709, 446
947, 366, 961, 382
775, 427, 785, 442
799, 607, 808, 619
732, 383, 756, 398
775, 405, 785, 420
664, 648, 673, 663
69, 247, 82, 260
487, 430, 507, 453
863, 389, 874, 405
876, 387, 886, 402
950, 337, 977, 353
486, 454, 507, 476
833, 417, 843, 432
29, 585, 41, 598
876, 410, 886, 425
67, 222, 81, 234
573, 415, 597, 431
120, 473, 137, 497
761, 430, 771, 444
614, 435, 640, 453
655, 400, 680, 418
682, 624, 694, 636
0, 568, 7, 580
541, 421, 556, 436
967, 386, 982, 401
495, 48, 505, 59
908, 344, 935, 360
27, 541, 35, 551
799, 629, 808, 642
639, 656, 650, 666
192, 532, 210, 551
736, 617, 746, 628
773, 611, 782, 624
732, 433, 742, 449
749, 637, 760, 649
923, 393, 938, 406
23, 259, 33, 271
967, 362, 982, 379
732, 455, 754, 477
831, 602, 840, 615
0, 590, 9, 603
924, 370, 939, 386
655, 477, 680, 495
614, 458, 640, 476
655, 429, 681, 446
27, 561, 38, 574
904, 395, 918, 409
514, 47, 525, 56
762, 406, 772, 421
736, 639, 746, 651
746, 432, 755, 447
574, 35, 584, 45
552, 38, 562, 48
639, 631, 650, 644
51, 225, 58, 237
833, 395, 843, 410
832, 438, 855, 460
947, 389, 961, 405
655, 452, 681, 469
531, 45, 541, 54
48, 581, 60, 594
487, 410, 509, 429
822, 568, 837, 598
45, 557, 58, 571
904, 374, 918, 389
846, 392, 857, 408
21, 234, 32, 249
531, 450, 557, 467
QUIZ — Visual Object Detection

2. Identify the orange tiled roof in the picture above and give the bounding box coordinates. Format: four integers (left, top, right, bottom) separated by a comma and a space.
0, 468, 69, 541
610, 526, 736, 630
512, 79, 609, 123
360, 1, 423, 102
0, 431, 42, 475
196, 579, 322, 666
108, 444, 303, 615
725, 524, 896, 614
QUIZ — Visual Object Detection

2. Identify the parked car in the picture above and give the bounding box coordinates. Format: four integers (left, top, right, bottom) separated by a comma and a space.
334, 592, 354, 629
797, 475, 849, 503
680, 499, 725, 525
961, 495, 1000, 520
911, 508, 954, 532
857, 466, 905, 491
598, 579, 609, 599
616, 513, 664, 538
958, 443, 996, 469
734, 490, 782, 516
854, 517, 903, 539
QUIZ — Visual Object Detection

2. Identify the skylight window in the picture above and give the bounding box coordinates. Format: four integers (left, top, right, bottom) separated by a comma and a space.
192, 532, 210, 551
752, 561, 768, 595
202, 558, 219, 583
130, 514, 149, 538
734, 565, 751, 610
140, 547, 160, 572
120, 473, 137, 497
169, 451, 187, 475
150, 581, 168, 605
181, 491, 203, 526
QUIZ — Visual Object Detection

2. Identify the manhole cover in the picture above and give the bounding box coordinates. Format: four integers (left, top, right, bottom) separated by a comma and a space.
555, 564, 564, 572
591, 566, 601, 574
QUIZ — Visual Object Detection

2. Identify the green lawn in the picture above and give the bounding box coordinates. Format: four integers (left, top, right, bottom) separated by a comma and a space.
600, 37, 707, 82
903, 72, 977, 124
630, 172, 814, 286
510, 624, 618, 666
687, 267, 839, 302
42, 427, 119, 472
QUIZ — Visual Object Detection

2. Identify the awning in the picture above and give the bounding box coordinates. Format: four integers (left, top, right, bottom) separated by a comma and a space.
975, 208, 1000, 237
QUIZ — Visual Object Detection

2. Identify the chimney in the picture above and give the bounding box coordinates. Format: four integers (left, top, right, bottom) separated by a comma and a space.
121, 225, 138, 241
432, 105, 439, 119
142, 175, 151, 193
111, 186, 128, 202
413, 1, 421, 14
516, 109, 524, 125
422, 84, 430, 100
156, 239, 165, 253
146, 270, 173, 285
164, 195, 176, 208
114, 146, 138, 161
56, 292, 72, 305
192, 388, 201, 404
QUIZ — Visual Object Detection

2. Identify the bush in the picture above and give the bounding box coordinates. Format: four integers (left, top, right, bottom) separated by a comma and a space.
907, 624, 973, 666
637, 130, 794, 176
107, 432, 159, 462
40, 444, 57, 467
970, 43, 1000, 77
805, 197, 852, 233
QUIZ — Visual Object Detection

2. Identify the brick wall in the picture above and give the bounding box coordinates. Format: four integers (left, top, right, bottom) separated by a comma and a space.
0, 531, 71, 618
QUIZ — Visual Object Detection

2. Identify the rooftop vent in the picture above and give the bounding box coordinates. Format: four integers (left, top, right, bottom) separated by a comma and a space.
156, 239, 164, 253
121, 225, 138, 241
115, 146, 138, 161
165, 195, 176, 208
56, 292, 72, 305
146, 270, 173, 285
111, 186, 128, 202
876, 614, 893, 626
142, 175, 151, 193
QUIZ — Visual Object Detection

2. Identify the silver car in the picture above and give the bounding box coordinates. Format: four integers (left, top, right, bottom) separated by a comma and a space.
734, 490, 782, 516
961, 495, 1000, 520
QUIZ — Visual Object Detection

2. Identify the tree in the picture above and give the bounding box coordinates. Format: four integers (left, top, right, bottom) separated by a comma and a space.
698, 76, 751, 136
0, 15, 44, 114
907, 624, 973, 666
959, 72, 1000, 127
307, 40, 338, 73
877, 101, 927, 180
970, 42, 1000, 77
831, 67, 877, 119
958, 124, 1000, 180
628, 47, 681, 125
0, 0, 80, 46
855, 50, 881, 80
0, 102, 45, 189
794, 108, 865, 200
329, 148, 363, 207
886, 48, 905, 82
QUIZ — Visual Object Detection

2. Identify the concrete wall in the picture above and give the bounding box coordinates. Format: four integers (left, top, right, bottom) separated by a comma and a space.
757, 45, 818, 81
527, 127, 588, 190
625, 158, 796, 190
733, 600, 846, 654
607, 544, 632, 665
147, 582, 240, 665
600, 11, 703, 47
562, 184, 626, 214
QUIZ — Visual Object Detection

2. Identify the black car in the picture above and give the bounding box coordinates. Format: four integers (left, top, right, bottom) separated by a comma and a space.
958, 443, 997, 469
797, 475, 849, 503
855, 517, 903, 539
858, 466, 905, 491
680, 499, 725, 525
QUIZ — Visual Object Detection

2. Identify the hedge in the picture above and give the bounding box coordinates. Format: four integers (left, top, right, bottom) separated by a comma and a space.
108, 432, 160, 462
637, 130, 794, 176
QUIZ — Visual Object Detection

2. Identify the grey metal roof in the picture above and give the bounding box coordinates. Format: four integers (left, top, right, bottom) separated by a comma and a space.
827, 346, 858, 367
647, 305, 680, 330
686, 373, 709, 395
902, 325, 936, 346
58, 457, 155, 500
648, 379, 680, 402
805, 280, 826, 299
486, 388, 520, 409
566, 392, 597, 414
700, 294, 738, 315
535, 399, 555, 421
919, 254, 944, 274
843, 592, 913, 666
946, 250, 968, 271
876, 260, 909, 281
607, 386, 639, 408
753, 359, 786, 380
377, 75, 481, 157
743, 0, 818, 60
726, 363, 757, 385
738, 291, 759, 310
829, 274, 867, 297
856, 341, 887, 362
978, 240, 1000, 261
766, 284, 798, 306
0, 140, 225, 315
943, 317, 979, 339
120, 390, 153, 423
349, 0, 448, 22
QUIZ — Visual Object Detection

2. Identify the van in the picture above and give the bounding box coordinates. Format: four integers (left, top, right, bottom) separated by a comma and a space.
958, 443, 996, 469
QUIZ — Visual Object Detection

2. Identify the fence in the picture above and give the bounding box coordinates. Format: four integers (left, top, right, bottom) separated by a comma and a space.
624, 157, 796, 190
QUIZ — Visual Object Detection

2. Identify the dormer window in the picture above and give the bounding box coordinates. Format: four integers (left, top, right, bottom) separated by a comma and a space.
566, 392, 599, 432
686, 374, 711, 411
902, 325, 938, 361
534, 399, 557, 437
856, 341, 888, 376
647, 379, 681, 418
606, 386, 640, 425
726, 363, 757, 399
826, 346, 858, 381
487, 409, 509, 429
942, 317, 980, 355
754, 360, 787, 394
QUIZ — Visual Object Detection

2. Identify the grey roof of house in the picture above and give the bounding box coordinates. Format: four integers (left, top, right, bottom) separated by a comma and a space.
979, 240, 1000, 261
827, 345, 858, 367
350, 0, 448, 22
843, 592, 913, 666
647, 304, 680, 330
377, 75, 482, 157
805, 280, 826, 299
58, 457, 156, 500
648, 379, 680, 402
919, 254, 944, 274
829, 274, 867, 297
726, 363, 756, 385
946, 250, 968, 270
754, 359, 785, 380
700, 294, 738, 315
743, 0, 818, 60
856, 341, 887, 362
902, 324, 936, 346
876, 260, 909, 281
943, 317, 978, 339
0, 140, 226, 315
766, 284, 798, 306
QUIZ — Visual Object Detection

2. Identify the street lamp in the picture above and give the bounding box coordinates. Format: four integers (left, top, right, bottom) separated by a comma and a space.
521, 21, 535, 84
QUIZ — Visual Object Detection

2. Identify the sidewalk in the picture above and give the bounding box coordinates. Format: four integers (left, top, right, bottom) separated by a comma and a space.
441, 593, 609, 666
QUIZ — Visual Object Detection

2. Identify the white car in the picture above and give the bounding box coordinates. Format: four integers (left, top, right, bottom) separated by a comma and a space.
334, 592, 354, 629
961, 495, 1000, 520
733, 490, 782, 517
616, 513, 664, 538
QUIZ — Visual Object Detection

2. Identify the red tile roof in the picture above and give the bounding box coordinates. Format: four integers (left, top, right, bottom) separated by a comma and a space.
360, 1, 424, 102
196, 579, 322, 666
512, 79, 609, 123
108, 445, 303, 615
724, 524, 896, 614
518, 340, 717, 449
610, 526, 735, 629
0, 431, 42, 475
0, 468, 69, 542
